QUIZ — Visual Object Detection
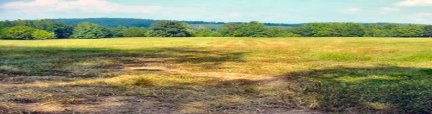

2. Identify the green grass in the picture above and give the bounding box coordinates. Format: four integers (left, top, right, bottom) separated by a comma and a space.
0, 37, 431, 113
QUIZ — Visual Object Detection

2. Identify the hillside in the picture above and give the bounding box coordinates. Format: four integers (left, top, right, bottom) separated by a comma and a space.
53, 18, 303, 29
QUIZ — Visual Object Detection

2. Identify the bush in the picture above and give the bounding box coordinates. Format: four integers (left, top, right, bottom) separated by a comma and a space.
0, 26, 56, 40
1, 26, 36, 40
32, 29, 56, 39
123, 27, 147, 37
149, 20, 191, 37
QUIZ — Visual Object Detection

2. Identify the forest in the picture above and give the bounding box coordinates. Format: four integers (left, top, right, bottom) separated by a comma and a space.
0, 18, 431, 40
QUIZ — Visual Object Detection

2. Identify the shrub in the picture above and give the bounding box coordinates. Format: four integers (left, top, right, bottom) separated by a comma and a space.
123, 27, 147, 37
1, 26, 36, 40
32, 29, 56, 39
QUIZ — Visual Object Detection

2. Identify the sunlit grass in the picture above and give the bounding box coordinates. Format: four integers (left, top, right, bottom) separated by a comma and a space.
0, 37, 432, 113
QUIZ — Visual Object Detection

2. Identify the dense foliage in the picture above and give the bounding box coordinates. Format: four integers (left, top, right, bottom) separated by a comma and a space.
123, 27, 148, 37
424, 25, 432, 37
219, 21, 268, 37
0, 19, 72, 38
1, 26, 55, 40
1, 26, 35, 40
53, 18, 300, 28
192, 28, 221, 37
298, 23, 365, 37
71, 22, 111, 39
32, 29, 56, 39
0, 19, 431, 39
149, 21, 191, 37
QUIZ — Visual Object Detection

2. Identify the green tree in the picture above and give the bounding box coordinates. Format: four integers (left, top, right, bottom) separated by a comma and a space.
424, 25, 432, 37
110, 26, 127, 37
149, 20, 191, 37
1, 19, 73, 38
13, 19, 28, 26
300, 23, 365, 37
0, 21, 4, 38
31, 19, 73, 38
394, 24, 424, 37
235, 21, 268, 37
192, 28, 221, 37
219, 22, 268, 37
123, 27, 147, 37
266, 27, 301, 37
335, 23, 365, 37
71, 22, 111, 39
300, 23, 330, 37
32, 29, 56, 39
0, 21, 4, 29
364, 24, 392, 37
2, 26, 36, 40
219, 23, 241, 37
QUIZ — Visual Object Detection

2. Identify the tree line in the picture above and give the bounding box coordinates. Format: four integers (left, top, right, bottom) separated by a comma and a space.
1, 19, 432, 40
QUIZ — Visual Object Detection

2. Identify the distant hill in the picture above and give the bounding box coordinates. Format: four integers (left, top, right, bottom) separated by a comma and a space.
53, 18, 303, 29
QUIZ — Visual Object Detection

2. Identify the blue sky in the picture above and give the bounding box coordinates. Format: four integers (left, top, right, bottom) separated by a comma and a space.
1, 0, 432, 24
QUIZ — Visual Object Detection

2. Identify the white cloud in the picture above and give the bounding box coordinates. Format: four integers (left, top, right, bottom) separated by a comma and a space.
395, 0, 432, 7
1, 0, 162, 14
380, 7, 400, 14
340, 7, 362, 14
0, 0, 207, 20
411, 12, 432, 23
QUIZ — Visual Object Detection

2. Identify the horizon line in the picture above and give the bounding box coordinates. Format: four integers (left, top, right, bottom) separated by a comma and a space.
1, 17, 430, 25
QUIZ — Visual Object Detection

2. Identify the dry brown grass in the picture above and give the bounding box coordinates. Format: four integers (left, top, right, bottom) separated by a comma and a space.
0, 37, 432, 113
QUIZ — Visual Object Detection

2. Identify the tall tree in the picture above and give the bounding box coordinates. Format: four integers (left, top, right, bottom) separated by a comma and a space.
71, 22, 111, 39
219, 23, 241, 37
219, 22, 268, 37
149, 20, 191, 37
31, 19, 73, 38
236, 21, 268, 37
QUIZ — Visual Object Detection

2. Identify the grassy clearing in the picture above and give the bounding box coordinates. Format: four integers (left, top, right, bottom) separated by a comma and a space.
0, 37, 431, 113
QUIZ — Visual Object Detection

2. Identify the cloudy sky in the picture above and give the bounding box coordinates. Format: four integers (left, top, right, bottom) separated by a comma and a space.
0, 0, 432, 24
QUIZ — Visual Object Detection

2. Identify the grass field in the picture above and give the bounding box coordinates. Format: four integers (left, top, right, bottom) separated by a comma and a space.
0, 37, 431, 113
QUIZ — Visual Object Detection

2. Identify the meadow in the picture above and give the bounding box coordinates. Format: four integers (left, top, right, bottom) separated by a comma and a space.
0, 37, 431, 113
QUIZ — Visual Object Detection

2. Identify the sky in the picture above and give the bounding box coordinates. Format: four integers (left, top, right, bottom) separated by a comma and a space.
0, 0, 432, 24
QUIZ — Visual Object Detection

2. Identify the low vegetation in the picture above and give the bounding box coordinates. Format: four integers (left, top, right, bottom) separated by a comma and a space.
0, 26, 55, 40
0, 38, 431, 113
